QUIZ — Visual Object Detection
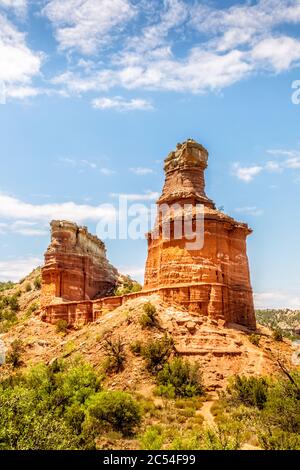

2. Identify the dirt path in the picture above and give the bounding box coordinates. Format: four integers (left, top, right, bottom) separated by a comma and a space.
199, 400, 215, 428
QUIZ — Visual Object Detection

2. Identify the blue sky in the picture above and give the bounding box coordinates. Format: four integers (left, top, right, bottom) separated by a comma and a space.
0, 0, 300, 309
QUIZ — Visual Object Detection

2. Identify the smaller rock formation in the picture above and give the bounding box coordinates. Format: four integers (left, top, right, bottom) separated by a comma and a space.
41, 220, 118, 307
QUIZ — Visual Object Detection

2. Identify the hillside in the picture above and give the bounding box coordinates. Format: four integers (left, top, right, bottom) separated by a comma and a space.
256, 309, 300, 339
0, 272, 299, 450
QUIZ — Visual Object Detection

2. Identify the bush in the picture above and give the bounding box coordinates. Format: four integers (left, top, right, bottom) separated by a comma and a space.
9, 294, 20, 313
0, 359, 105, 450
56, 320, 68, 334
103, 336, 126, 373
6, 339, 24, 368
227, 375, 268, 409
141, 335, 173, 373
34, 276, 42, 290
272, 328, 283, 342
139, 302, 158, 328
156, 357, 205, 398
114, 277, 142, 296
258, 429, 300, 450
87, 391, 141, 435
25, 283, 32, 293
26, 302, 39, 316
139, 426, 164, 450
249, 334, 260, 346
201, 423, 243, 450
130, 341, 142, 355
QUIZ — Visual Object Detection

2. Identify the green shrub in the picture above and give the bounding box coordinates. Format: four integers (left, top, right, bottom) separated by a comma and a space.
258, 429, 300, 450
103, 336, 126, 373
141, 335, 173, 373
139, 302, 158, 328
87, 391, 141, 435
6, 339, 24, 368
114, 277, 142, 296
249, 334, 260, 346
262, 370, 300, 433
56, 319, 68, 334
0, 359, 104, 450
25, 283, 32, 293
26, 302, 39, 316
272, 328, 283, 342
34, 276, 42, 290
9, 294, 20, 313
201, 423, 243, 450
227, 375, 268, 409
0, 281, 14, 292
156, 357, 205, 398
130, 341, 143, 355
139, 426, 164, 450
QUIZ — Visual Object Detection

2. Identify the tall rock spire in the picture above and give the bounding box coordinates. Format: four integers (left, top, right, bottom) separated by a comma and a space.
158, 139, 215, 208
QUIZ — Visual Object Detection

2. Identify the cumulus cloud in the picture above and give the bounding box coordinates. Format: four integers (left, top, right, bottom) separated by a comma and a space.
43, 0, 136, 54
254, 291, 300, 309
251, 36, 300, 71
47, 0, 300, 99
0, 13, 42, 96
232, 148, 300, 182
0, 193, 116, 224
92, 96, 153, 111
232, 163, 263, 182
0, 257, 42, 282
0, 0, 27, 16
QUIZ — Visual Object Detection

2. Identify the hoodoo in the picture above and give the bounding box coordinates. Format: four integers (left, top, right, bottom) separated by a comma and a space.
41, 139, 256, 330
144, 139, 256, 329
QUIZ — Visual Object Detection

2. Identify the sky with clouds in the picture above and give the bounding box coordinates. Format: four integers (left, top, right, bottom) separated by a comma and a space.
0, 0, 300, 309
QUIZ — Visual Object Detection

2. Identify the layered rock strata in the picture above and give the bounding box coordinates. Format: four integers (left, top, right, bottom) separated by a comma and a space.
41, 220, 118, 307
144, 139, 256, 329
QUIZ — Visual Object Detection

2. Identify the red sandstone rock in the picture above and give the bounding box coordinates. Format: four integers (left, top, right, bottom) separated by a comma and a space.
144, 139, 256, 329
41, 220, 118, 308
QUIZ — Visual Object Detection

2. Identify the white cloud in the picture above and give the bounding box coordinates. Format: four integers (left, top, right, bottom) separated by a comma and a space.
0, 14, 42, 86
117, 265, 144, 282
100, 168, 116, 176
0, 257, 42, 282
0, 193, 116, 224
254, 291, 300, 309
110, 191, 159, 201
126, 0, 187, 54
265, 160, 282, 172
59, 157, 115, 174
232, 163, 263, 182
92, 96, 153, 111
0, 220, 48, 236
0, 0, 27, 16
43, 0, 136, 54
233, 147, 300, 183
266, 149, 300, 169
251, 36, 300, 72
234, 206, 263, 217
130, 167, 154, 175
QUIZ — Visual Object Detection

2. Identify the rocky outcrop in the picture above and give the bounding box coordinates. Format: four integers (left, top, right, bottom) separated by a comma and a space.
144, 139, 256, 329
41, 220, 118, 307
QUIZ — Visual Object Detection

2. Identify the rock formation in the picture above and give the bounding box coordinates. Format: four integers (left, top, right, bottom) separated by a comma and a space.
144, 139, 256, 329
41, 139, 256, 330
41, 220, 118, 307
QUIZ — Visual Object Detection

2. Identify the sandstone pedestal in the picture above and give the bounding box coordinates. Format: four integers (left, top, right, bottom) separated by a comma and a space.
144, 139, 256, 329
